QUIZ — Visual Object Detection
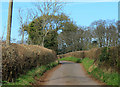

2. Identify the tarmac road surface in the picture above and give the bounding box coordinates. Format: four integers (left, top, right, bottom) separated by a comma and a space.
39, 61, 103, 86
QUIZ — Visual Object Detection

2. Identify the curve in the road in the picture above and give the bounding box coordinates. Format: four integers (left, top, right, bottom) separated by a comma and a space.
36, 61, 104, 86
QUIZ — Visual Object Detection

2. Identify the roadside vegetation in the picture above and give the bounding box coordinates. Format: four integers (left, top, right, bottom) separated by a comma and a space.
59, 56, 119, 86
2, 62, 58, 86
58, 57, 82, 63
82, 58, 119, 86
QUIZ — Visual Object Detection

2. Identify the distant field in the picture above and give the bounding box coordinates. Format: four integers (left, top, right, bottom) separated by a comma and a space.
58, 57, 82, 63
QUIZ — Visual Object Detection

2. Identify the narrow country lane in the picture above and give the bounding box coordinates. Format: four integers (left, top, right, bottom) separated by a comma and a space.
35, 61, 104, 86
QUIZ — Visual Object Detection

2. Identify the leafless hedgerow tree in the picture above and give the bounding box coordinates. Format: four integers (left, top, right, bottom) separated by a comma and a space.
32, 0, 64, 46
91, 20, 118, 47
18, 8, 31, 44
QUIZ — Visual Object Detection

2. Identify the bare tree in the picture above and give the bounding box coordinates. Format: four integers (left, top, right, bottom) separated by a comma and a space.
18, 8, 30, 44
34, 0, 63, 46
91, 20, 118, 47
91, 20, 106, 47
6, 0, 13, 46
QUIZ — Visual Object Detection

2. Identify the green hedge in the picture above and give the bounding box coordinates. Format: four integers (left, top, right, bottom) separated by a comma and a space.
82, 58, 119, 86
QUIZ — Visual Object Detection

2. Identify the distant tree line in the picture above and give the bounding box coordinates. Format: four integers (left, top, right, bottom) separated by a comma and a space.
20, 8, 118, 54
58, 20, 118, 54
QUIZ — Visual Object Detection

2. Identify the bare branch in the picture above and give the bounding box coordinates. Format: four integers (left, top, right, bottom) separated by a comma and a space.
1, 25, 6, 41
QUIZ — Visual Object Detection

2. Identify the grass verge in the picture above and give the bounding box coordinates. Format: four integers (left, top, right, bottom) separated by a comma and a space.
82, 58, 119, 86
58, 57, 82, 63
2, 62, 58, 86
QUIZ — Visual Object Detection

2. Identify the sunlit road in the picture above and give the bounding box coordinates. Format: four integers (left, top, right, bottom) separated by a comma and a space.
39, 61, 102, 86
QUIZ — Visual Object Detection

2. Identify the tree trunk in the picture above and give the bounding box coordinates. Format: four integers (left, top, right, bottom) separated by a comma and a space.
21, 31, 24, 44
6, 0, 13, 46
41, 30, 49, 47
21, 25, 24, 44
41, 37, 44, 47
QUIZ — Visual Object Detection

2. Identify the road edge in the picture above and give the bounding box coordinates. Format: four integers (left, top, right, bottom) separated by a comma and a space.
80, 63, 106, 85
